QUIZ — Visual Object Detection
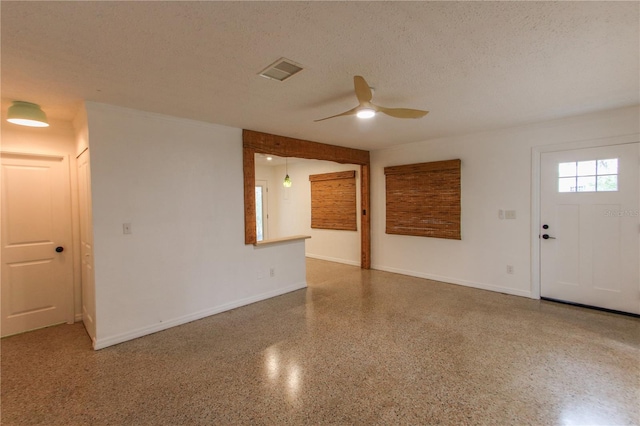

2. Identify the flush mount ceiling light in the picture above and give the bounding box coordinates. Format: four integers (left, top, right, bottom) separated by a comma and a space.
7, 101, 49, 127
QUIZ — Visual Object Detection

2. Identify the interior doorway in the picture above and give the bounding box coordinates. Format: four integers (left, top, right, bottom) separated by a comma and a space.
77, 148, 96, 342
255, 179, 268, 242
242, 130, 371, 268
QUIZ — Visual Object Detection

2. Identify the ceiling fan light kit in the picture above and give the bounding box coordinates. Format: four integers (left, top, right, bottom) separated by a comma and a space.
356, 108, 376, 119
315, 76, 428, 122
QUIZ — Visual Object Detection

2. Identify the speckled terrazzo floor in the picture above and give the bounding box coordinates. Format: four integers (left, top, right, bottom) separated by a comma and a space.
2, 259, 639, 426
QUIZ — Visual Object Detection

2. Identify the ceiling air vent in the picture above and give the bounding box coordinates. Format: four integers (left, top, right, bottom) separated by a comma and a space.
259, 58, 304, 82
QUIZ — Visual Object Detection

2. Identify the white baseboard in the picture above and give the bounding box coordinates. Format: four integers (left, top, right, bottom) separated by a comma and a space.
305, 253, 360, 266
372, 264, 532, 299
93, 282, 307, 350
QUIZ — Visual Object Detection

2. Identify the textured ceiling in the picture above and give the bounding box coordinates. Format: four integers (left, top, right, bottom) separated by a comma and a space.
1, 1, 638, 150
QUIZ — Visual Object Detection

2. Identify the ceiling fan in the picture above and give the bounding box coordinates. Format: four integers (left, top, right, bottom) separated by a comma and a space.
315, 75, 429, 122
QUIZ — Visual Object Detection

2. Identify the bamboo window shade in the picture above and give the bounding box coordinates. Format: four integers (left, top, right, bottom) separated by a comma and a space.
309, 170, 357, 231
384, 159, 461, 240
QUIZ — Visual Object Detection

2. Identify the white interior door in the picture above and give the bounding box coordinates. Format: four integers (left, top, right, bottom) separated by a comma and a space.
77, 149, 96, 342
540, 143, 639, 314
1, 152, 74, 336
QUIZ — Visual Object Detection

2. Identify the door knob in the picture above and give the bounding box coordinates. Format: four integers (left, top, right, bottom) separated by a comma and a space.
55, 246, 64, 253
542, 234, 556, 240
542, 224, 549, 229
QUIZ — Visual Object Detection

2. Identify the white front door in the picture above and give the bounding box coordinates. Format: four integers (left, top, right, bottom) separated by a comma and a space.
540, 143, 639, 314
1, 152, 74, 336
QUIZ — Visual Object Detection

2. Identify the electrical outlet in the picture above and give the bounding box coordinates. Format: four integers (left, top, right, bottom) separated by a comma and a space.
506, 265, 514, 274
270, 268, 275, 277
505, 210, 516, 220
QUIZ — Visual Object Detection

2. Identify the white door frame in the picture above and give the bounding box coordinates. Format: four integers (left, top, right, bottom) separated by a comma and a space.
255, 179, 269, 241
530, 133, 640, 300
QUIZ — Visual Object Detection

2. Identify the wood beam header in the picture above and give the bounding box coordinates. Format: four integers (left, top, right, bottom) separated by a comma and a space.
243, 130, 370, 165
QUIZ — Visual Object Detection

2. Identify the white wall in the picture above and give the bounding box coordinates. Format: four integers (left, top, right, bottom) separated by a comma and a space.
371, 105, 640, 297
84, 102, 307, 349
263, 159, 361, 266
1, 114, 83, 319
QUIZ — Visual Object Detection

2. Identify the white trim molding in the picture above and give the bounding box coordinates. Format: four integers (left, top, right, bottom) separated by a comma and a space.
305, 253, 360, 267
93, 282, 307, 350
372, 265, 532, 298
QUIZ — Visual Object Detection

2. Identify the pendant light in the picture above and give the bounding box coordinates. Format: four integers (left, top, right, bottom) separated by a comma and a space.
6, 101, 49, 127
283, 158, 292, 188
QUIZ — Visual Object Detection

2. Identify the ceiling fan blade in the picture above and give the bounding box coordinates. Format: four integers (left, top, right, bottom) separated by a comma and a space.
375, 105, 429, 119
354, 76, 373, 104
314, 106, 360, 122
